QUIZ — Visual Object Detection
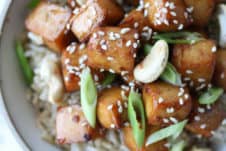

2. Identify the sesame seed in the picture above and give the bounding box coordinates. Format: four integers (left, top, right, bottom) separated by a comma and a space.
206, 104, 211, 110
198, 78, 206, 83
179, 98, 184, 105
200, 124, 206, 129
163, 118, 169, 123
121, 28, 131, 34
194, 116, 200, 121
68, 107, 73, 113
118, 106, 123, 113
101, 44, 107, 50
184, 77, 191, 81
66, 42, 77, 54
144, 9, 148, 17
178, 24, 184, 30
110, 124, 116, 128
81, 122, 88, 127
109, 69, 115, 73
73, 8, 80, 15
170, 11, 176, 16
133, 43, 138, 48
107, 104, 113, 110
196, 83, 206, 91
158, 97, 164, 103
222, 119, 226, 125
166, 107, 175, 113
198, 107, 205, 113
173, 20, 178, 24
126, 40, 132, 47
124, 102, 128, 108
169, 117, 178, 124
184, 94, 189, 100
100, 68, 105, 72
186, 6, 194, 13
134, 22, 139, 28
134, 33, 139, 39
98, 31, 105, 36
186, 70, 193, 74
79, 43, 86, 50
211, 46, 217, 52
107, 56, 114, 61
124, 122, 130, 126
221, 72, 225, 79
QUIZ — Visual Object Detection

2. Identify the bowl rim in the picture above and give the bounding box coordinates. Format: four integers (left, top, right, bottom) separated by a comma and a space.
0, 1, 30, 150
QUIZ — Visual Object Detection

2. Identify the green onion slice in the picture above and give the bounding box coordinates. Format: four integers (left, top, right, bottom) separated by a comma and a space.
160, 63, 182, 86
80, 67, 97, 128
144, 44, 153, 55
16, 41, 34, 85
128, 90, 146, 148
146, 120, 187, 146
198, 87, 224, 105
102, 72, 116, 86
28, 0, 40, 9
171, 140, 186, 151
153, 32, 203, 44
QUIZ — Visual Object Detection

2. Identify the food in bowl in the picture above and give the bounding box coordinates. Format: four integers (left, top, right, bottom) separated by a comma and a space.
15, 0, 226, 150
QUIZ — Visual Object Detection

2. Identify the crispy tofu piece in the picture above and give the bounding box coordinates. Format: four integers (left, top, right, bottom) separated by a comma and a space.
56, 105, 98, 144
144, 0, 191, 31
142, 82, 192, 126
172, 40, 216, 91
186, 100, 226, 137
122, 126, 169, 151
97, 87, 128, 129
213, 49, 226, 91
119, 9, 151, 41
184, 0, 215, 27
25, 2, 73, 52
71, 0, 124, 42
87, 27, 139, 74
61, 43, 103, 92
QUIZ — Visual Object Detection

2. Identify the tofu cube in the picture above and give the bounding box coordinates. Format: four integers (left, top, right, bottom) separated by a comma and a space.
172, 39, 216, 91
119, 9, 151, 41
144, 0, 192, 31
213, 49, 226, 91
56, 105, 98, 144
142, 82, 192, 126
97, 87, 128, 129
186, 101, 226, 137
61, 42, 103, 92
71, 0, 124, 42
25, 2, 73, 52
87, 27, 139, 74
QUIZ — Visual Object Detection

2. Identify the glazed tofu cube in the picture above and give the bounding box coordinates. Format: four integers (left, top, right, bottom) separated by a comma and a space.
71, 0, 124, 42
213, 49, 226, 91
172, 39, 216, 91
184, 0, 215, 27
142, 82, 192, 126
144, 0, 191, 31
186, 100, 226, 137
56, 105, 97, 144
123, 126, 169, 151
61, 43, 103, 92
97, 87, 128, 129
87, 27, 139, 74
119, 9, 152, 41
25, 2, 73, 52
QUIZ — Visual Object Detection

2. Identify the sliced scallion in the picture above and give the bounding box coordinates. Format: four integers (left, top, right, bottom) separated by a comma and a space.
153, 32, 203, 44
28, 0, 40, 9
198, 87, 224, 105
146, 120, 187, 146
171, 140, 186, 151
144, 44, 153, 55
80, 67, 97, 128
102, 72, 116, 86
160, 63, 182, 86
128, 90, 146, 148
16, 41, 34, 85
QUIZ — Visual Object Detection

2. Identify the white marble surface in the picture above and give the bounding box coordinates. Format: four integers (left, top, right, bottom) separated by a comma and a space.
0, 0, 24, 150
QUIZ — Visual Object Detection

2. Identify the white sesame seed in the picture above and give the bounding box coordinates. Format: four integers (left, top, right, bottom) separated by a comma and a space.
179, 98, 184, 105
221, 72, 225, 79
79, 43, 86, 50
144, 9, 148, 17
107, 104, 113, 110
110, 124, 116, 128
98, 31, 105, 36
134, 22, 139, 28
126, 40, 132, 47
170, 11, 176, 16
198, 107, 205, 113
173, 20, 178, 24
200, 124, 206, 129
169, 117, 178, 124
134, 33, 139, 39
186, 6, 194, 13
211, 46, 217, 52
124, 122, 130, 126
118, 106, 123, 113
73, 8, 80, 15
196, 83, 206, 91
184, 94, 189, 100
101, 44, 107, 50
178, 24, 184, 30
68, 107, 73, 113
166, 107, 175, 113
107, 56, 114, 61
121, 28, 131, 34
124, 102, 128, 108
184, 77, 191, 81
194, 116, 200, 121
186, 70, 193, 74
158, 97, 164, 103
133, 43, 138, 48
222, 119, 226, 125
198, 78, 206, 83
163, 118, 169, 123
109, 69, 115, 73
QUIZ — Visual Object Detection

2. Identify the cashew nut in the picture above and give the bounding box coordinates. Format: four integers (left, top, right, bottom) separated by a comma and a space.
217, 4, 226, 48
134, 40, 169, 83
40, 57, 65, 105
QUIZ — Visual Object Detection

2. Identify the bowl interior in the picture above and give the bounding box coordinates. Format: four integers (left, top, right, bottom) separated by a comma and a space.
0, 0, 59, 150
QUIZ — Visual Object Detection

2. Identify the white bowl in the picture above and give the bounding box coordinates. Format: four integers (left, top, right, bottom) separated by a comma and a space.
0, 1, 226, 151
